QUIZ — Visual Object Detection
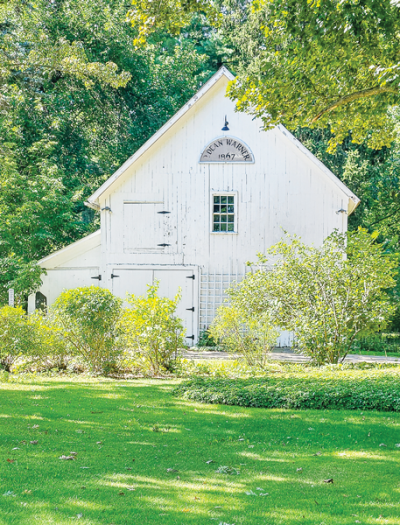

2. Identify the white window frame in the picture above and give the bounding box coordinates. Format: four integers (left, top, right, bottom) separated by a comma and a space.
210, 191, 238, 234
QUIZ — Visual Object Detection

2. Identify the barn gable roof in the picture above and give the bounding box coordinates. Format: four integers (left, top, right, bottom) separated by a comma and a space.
85, 66, 359, 214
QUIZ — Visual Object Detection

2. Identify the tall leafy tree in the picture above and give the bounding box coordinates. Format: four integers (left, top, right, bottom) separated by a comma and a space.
226, 0, 400, 151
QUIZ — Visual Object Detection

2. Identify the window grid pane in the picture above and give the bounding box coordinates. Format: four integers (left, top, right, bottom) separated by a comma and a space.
212, 194, 235, 232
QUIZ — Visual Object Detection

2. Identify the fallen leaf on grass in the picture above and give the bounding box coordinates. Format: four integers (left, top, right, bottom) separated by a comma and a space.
118, 492, 124, 496
59, 455, 75, 461
6, 459, 15, 463
23, 490, 31, 495
323, 479, 334, 484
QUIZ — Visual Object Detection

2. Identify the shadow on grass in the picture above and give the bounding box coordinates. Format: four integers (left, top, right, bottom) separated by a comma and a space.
0, 378, 400, 524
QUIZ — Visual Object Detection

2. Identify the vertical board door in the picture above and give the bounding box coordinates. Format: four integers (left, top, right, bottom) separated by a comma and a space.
111, 269, 154, 300
111, 268, 196, 340
154, 269, 196, 339
123, 203, 164, 252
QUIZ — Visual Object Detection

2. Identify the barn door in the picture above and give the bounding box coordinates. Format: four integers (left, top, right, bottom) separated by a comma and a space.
111, 268, 197, 341
111, 269, 153, 300
123, 203, 165, 252
154, 270, 196, 341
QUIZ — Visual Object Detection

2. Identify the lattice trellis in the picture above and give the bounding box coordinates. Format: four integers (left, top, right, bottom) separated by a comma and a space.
199, 270, 246, 330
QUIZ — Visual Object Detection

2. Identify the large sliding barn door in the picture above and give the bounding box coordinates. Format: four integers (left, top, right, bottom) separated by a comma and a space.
111, 268, 197, 341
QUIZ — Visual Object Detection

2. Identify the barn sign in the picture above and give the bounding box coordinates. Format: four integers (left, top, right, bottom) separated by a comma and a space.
200, 137, 254, 163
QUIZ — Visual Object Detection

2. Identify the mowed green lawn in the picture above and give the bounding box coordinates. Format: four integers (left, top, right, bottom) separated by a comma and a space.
1, 378, 400, 525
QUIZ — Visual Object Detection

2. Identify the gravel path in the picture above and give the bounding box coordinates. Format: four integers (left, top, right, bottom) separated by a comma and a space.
182, 348, 400, 364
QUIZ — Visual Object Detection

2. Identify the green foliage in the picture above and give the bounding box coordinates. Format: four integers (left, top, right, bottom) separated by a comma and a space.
231, 229, 398, 365
196, 328, 217, 348
353, 333, 400, 354
226, 0, 400, 151
121, 282, 185, 375
175, 367, 400, 411
0, 306, 32, 371
210, 306, 278, 367
128, 0, 221, 46
52, 286, 123, 374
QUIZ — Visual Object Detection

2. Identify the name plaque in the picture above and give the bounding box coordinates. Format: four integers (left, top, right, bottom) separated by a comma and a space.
200, 137, 254, 163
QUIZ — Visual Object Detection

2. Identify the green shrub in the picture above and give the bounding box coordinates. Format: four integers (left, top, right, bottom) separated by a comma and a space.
196, 329, 217, 348
121, 281, 185, 375
209, 306, 278, 367
353, 333, 400, 354
230, 229, 398, 365
0, 306, 32, 371
52, 286, 123, 374
174, 368, 400, 411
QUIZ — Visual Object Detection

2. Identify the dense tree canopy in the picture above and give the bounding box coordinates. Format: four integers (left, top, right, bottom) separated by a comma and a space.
226, 0, 400, 152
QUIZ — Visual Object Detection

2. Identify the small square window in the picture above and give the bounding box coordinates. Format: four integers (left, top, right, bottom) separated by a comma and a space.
212, 194, 236, 233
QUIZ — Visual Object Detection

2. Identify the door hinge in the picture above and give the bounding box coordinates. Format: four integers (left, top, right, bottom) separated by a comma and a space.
186, 307, 195, 312
157, 211, 171, 214
157, 243, 170, 247
91, 275, 102, 281
111, 274, 119, 279
186, 335, 195, 340
186, 274, 195, 280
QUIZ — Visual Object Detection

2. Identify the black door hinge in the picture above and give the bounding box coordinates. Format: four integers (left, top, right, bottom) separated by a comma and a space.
91, 275, 102, 281
157, 211, 171, 214
186, 274, 195, 280
186, 335, 195, 340
186, 307, 195, 312
157, 243, 170, 247
111, 274, 119, 279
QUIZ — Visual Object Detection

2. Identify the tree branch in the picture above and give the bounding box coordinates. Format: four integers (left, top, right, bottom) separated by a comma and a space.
311, 85, 399, 123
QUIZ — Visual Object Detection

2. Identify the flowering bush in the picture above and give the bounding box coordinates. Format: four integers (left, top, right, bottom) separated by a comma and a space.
121, 282, 185, 375
51, 286, 123, 374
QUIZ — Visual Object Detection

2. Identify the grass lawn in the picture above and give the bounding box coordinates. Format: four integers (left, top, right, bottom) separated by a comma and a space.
1, 377, 400, 524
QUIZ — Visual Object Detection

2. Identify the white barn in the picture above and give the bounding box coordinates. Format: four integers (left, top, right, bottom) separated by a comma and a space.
28, 67, 360, 345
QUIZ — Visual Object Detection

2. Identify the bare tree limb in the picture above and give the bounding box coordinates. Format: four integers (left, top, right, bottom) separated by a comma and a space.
311, 84, 399, 123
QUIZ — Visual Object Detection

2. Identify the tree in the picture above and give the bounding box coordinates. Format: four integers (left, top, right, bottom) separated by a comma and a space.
127, 0, 221, 47
230, 230, 398, 364
226, 0, 400, 152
